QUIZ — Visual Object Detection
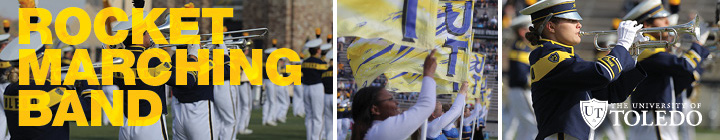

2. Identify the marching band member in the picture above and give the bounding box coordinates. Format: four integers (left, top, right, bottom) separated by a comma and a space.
111, 1, 198, 139
236, 41, 254, 135
303, 29, 326, 140
505, 14, 538, 140
262, 40, 279, 126
275, 51, 291, 124
168, 43, 220, 140
520, 0, 647, 139
322, 48, 333, 140
337, 91, 352, 140
459, 100, 482, 139
426, 82, 467, 140
623, 0, 710, 139
592, 29, 627, 140
292, 49, 305, 118
350, 49, 438, 140
0, 26, 98, 140
0, 19, 12, 140
209, 26, 238, 140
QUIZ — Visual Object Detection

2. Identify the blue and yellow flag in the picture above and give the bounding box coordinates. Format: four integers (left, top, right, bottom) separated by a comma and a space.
338, 0, 439, 50
345, 0, 476, 90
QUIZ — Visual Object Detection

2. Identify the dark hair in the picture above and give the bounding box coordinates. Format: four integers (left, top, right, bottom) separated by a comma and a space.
351, 86, 385, 140
309, 48, 320, 56
525, 17, 561, 45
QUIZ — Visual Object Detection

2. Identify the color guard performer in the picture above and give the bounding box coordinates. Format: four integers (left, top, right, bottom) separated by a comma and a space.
350, 50, 438, 140
426, 83, 467, 140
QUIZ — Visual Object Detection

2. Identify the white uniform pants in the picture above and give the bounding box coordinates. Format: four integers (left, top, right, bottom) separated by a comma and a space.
171, 99, 218, 140
262, 79, 278, 124
274, 85, 290, 122
101, 85, 119, 126
507, 87, 537, 140
213, 81, 236, 140
629, 110, 680, 140
544, 133, 580, 140
304, 83, 324, 140
323, 94, 333, 140
236, 83, 253, 132
0, 82, 10, 140
293, 84, 305, 116
337, 118, 351, 140
119, 114, 169, 140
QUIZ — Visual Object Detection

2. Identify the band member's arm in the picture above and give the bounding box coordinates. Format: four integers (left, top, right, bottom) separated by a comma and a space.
75, 80, 100, 120
427, 93, 465, 138
166, 56, 198, 89
365, 77, 437, 140
463, 103, 482, 125
531, 46, 635, 91
639, 43, 709, 95
591, 64, 647, 103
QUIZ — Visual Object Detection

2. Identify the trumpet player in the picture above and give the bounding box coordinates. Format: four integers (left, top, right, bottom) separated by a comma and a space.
0, 19, 12, 140
520, 0, 648, 139
208, 27, 238, 140
505, 15, 537, 140
320, 38, 333, 140
0, 13, 99, 139
111, 1, 200, 139
623, 0, 710, 140
236, 39, 254, 135
262, 40, 280, 126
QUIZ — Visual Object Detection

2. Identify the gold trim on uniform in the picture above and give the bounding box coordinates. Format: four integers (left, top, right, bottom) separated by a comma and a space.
4, 87, 67, 111
302, 62, 328, 70
530, 50, 572, 83
322, 70, 333, 78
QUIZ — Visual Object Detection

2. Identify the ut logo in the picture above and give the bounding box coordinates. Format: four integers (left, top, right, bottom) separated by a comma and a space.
580, 98, 608, 129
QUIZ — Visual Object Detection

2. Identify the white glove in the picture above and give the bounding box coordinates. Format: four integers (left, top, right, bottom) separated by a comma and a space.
188, 44, 200, 57
217, 44, 229, 55
634, 34, 649, 43
616, 20, 643, 51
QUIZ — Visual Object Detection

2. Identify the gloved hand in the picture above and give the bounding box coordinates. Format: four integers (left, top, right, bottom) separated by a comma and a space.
188, 44, 199, 57
616, 20, 643, 51
634, 34, 649, 43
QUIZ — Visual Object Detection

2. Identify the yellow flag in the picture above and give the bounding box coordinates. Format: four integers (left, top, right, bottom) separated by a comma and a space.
346, 0, 477, 90
338, 0, 439, 49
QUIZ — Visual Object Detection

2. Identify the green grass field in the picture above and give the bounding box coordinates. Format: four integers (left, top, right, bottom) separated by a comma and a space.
69, 107, 309, 140
64, 107, 720, 139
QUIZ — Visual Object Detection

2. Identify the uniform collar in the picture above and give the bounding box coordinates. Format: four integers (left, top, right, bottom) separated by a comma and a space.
127, 45, 146, 52
539, 39, 574, 54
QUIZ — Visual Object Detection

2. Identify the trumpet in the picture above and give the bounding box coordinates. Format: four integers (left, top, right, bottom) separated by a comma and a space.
581, 15, 701, 55
153, 17, 267, 48
60, 58, 125, 72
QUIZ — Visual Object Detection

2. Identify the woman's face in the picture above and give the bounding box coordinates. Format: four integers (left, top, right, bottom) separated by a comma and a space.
550, 18, 582, 46
372, 89, 400, 120
645, 17, 670, 40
